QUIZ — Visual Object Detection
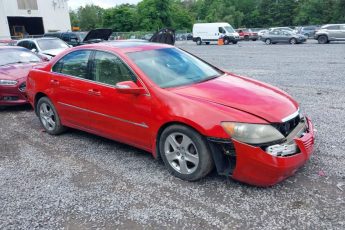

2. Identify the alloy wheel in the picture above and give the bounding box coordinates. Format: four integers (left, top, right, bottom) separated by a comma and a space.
164, 132, 199, 175
39, 102, 56, 131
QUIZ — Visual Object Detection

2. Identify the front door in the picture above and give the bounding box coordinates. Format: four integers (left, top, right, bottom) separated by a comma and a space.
50, 50, 95, 129
85, 51, 152, 149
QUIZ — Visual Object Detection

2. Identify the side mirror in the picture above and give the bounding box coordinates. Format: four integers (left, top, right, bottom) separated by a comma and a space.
115, 81, 146, 95
31, 48, 37, 53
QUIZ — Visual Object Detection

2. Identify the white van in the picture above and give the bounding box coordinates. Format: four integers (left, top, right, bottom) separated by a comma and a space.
192, 22, 240, 45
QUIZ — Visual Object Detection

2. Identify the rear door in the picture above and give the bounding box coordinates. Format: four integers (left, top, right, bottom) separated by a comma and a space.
50, 50, 95, 128
340, 25, 345, 40
84, 50, 152, 149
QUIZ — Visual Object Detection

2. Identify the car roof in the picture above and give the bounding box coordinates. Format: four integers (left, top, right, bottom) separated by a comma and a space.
18, 37, 61, 42
0, 46, 29, 51
78, 41, 173, 54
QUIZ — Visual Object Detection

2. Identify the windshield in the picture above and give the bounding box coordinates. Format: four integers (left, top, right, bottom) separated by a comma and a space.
224, 26, 235, 33
77, 32, 87, 41
37, 39, 69, 51
128, 48, 223, 88
0, 49, 41, 66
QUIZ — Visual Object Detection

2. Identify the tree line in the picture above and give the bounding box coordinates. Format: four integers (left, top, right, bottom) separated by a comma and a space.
70, 0, 345, 32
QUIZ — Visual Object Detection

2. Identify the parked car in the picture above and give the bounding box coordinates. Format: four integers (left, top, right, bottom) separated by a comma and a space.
314, 24, 345, 44
296, 26, 320, 38
186, 33, 193, 40
269, 27, 294, 33
44, 29, 113, 47
236, 28, 259, 41
258, 29, 269, 38
0, 39, 17, 46
26, 41, 315, 186
17, 37, 70, 59
261, 30, 307, 44
0, 46, 46, 108
193, 22, 240, 45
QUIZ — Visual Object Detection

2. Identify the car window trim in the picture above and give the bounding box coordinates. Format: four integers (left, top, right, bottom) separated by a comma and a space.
51, 48, 150, 96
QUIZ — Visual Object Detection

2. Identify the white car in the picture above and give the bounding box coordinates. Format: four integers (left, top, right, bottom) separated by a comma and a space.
17, 37, 70, 60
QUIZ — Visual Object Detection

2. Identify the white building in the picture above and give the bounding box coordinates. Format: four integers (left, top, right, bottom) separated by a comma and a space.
0, 0, 71, 39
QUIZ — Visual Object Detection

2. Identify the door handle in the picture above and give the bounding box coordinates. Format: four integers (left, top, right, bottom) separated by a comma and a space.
88, 89, 101, 96
50, 79, 59, 85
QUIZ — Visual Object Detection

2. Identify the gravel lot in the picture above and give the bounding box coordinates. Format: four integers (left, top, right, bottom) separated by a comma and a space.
1, 40, 344, 229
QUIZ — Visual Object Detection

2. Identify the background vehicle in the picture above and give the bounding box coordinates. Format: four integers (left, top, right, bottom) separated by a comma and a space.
26, 42, 314, 186
314, 24, 345, 44
295, 26, 320, 38
17, 37, 70, 59
0, 47, 45, 108
44, 29, 112, 47
192, 23, 240, 45
236, 28, 258, 41
269, 27, 294, 33
261, 30, 307, 45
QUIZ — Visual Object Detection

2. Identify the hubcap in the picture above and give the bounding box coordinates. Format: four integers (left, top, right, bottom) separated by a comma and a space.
164, 132, 199, 175
39, 102, 56, 131
266, 39, 271, 44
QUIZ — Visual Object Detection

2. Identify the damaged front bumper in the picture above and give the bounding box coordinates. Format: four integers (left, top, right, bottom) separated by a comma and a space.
208, 117, 315, 186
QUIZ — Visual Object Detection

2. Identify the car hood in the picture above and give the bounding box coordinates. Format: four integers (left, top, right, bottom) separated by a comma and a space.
170, 74, 298, 123
0, 62, 40, 80
41, 48, 67, 57
83, 29, 112, 42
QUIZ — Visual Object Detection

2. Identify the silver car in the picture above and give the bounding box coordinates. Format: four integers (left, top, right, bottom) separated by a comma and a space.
260, 30, 307, 45
314, 24, 345, 44
17, 37, 70, 59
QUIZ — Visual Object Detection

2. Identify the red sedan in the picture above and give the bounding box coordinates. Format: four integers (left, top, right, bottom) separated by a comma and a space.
0, 46, 45, 108
26, 42, 315, 186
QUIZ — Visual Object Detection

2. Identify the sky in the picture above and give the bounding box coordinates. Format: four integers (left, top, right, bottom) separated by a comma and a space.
68, 0, 141, 10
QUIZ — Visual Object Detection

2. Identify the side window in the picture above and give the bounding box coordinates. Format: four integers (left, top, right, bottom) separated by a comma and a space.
218, 27, 226, 34
28, 41, 37, 50
52, 50, 92, 79
326, 25, 340, 30
70, 34, 78, 42
61, 33, 70, 42
92, 51, 136, 85
17, 41, 29, 49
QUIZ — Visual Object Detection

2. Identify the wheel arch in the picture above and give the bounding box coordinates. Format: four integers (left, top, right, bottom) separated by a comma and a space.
34, 92, 49, 116
154, 121, 206, 160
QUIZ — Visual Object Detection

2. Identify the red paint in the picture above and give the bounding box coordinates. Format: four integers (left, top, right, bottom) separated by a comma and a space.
26, 42, 315, 186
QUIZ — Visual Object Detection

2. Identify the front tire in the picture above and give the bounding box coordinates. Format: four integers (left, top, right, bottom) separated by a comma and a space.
223, 38, 230, 45
318, 35, 328, 44
196, 38, 202, 45
159, 125, 214, 181
37, 97, 65, 135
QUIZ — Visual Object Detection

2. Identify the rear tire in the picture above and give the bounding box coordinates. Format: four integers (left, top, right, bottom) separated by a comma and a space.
244, 36, 249, 41
159, 125, 214, 181
318, 35, 328, 44
196, 38, 202, 45
36, 97, 66, 135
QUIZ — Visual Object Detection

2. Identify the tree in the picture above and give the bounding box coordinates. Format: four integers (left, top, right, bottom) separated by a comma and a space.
137, 0, 172, 31
103, 4, 138, 32
77, 4, 104, 31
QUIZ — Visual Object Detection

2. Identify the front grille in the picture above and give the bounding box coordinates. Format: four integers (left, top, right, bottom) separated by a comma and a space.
273, 115, 301, 137
18, 82, 26, 92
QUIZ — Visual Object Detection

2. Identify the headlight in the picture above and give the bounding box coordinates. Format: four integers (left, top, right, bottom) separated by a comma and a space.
0, 80, 18, 86
221, 122, 284, 144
